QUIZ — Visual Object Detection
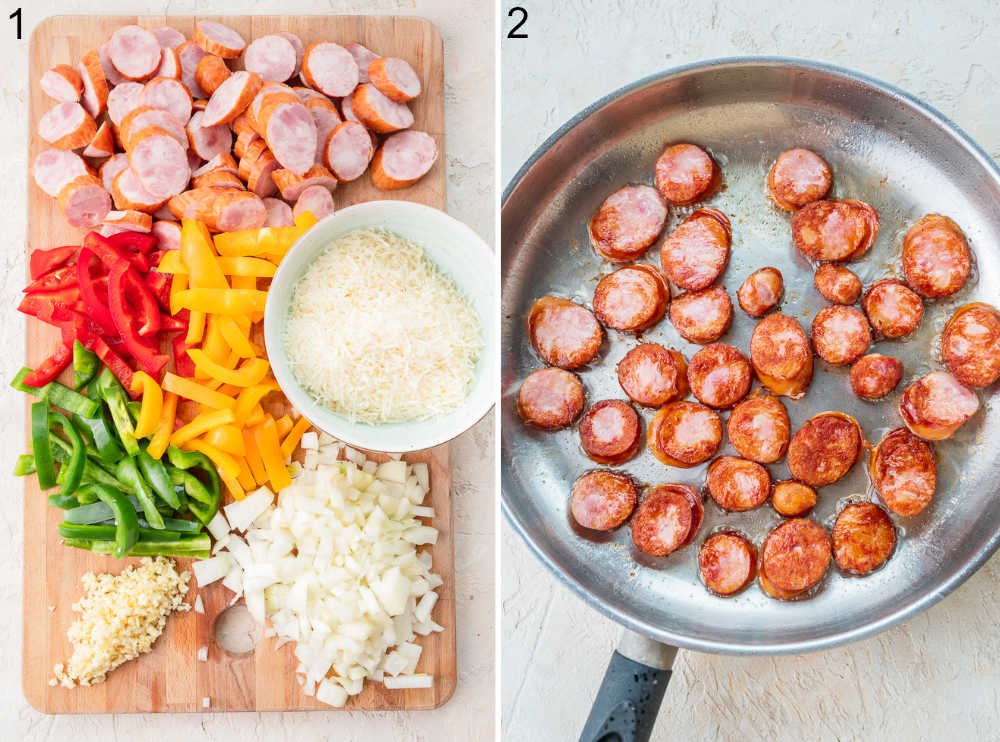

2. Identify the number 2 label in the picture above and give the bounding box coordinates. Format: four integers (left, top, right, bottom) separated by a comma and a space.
507, 7, 528, 39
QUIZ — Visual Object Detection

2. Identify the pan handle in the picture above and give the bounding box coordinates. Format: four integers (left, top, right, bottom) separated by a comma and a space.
578, 629, 677, 742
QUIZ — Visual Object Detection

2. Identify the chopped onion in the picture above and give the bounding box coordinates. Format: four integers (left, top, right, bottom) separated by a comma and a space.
197, 646, 208, 662
194, 595, 205, 614
193, 553, 233, 587
300, 431, 319, 450
206, 511, 230, 540
224, 487, 274, 532
383, 673, 432, 689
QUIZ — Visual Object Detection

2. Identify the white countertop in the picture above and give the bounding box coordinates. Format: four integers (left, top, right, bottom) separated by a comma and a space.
501, 1, 1000, 739
7, 1, 495, 739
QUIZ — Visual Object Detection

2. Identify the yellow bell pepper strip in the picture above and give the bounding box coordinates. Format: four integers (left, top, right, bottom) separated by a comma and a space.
245, 406, 267, 427
169, 272, 189, 315
128, 371, 163, 439
170, 408, 236, 448
173, 289, 268, 315
147, 391, 179, 459
217, 257, 276, 278
204, 425, 246, 457
232, 275, 258, 291
274, 415, 293, 438
233, 382, 277, 424
242, 428, 268, 485
220, 471, 245, 500
181, 219, 229, 289
235, 456, 256, 490
185, 310, 206, 344
253, 417, 291, 492
213, 226, 283, 257
218, 317, 256, 358
202, 316, 232, 366
184, 438, 241, 481
218, 383, 244, 397
162, 372, 235, 410
188, 350, 269, 387
280, 416, 313, 459
156, 250, 187, 275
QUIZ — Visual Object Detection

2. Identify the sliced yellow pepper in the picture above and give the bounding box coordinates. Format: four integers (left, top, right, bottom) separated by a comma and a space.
147, 392, 179, 460
204, 425, 247, 457
274, 415, 293, 438
188, 350, 269, 387
157, 250, 187, 275
218, 317, 256, 358
231, 275, 258, 290
233, 383, 276, 424
181, 219, 229, 289
242, 428, 268, 485
173, 289, 268, 315
197, 316, 230, 378
245, 405, 267, 427
184, 438, 241, 480
163, 373, 235, 410
218, 383, 244, 397
254, 417, 291, 492
185, 310, 206, 345
128, 372, 163, 439
169, 272, 189, 315
236, 456, 256, 490
170, 408, 236, 448
217, 257, 276, 277
220, 471, 245, 500
280, 416, 312, 459
214, 226, 283, 257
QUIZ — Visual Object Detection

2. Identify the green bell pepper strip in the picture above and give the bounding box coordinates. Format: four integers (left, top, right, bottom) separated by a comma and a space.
13, 454, 35, 476
99, 516, 203, 533
63, 533, 210, 559
137, 448, 181, 509
72, 411, 123, 464
165, 445, 221, 524
127, 400, 142, 424
165, 445, 216, 471
31, 401, 55, 489
95, 368, 139, 455
115, 457, 165, 529
63, 494, 168, 525
48, 493, 78, 509
77, 483, 139, 558
12, 367, 100, 418
72, 341, 100, 390
58, 522, 184, 542
49, 433, 119, 496
48, 409, 85, 497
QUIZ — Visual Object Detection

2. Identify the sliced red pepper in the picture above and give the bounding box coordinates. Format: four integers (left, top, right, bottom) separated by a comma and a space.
24, 263, 78, 294
111, 259, 160, 337
57, 309, 102, 349
108, 261, 168, 377
147, 250, 169, 268
83, 232, 148, 273
18, 286, 81, 320
172, 333, 196, 377
23, 343, 73, 387
144, 271, 173, 312
106, 230, 157, 254
93, 337, 136, 391
159, 314, 186, 333
29, 246, 77, 280
76, 248, 118, 337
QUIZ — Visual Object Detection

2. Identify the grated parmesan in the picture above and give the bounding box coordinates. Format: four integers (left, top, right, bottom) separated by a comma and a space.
284, 228, 483, 423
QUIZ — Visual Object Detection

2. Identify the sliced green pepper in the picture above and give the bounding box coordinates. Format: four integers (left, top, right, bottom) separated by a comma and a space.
72, 341, 100, 390
63, 532, 210, 559
77, 483, 139, 558
49, 409, 85, 497
58, 522, 184, 542
31, 401, 55, 489
12, 366, 100, 418
95, 368, 139, 455
72, 411, 124, 464
136, 448, 181, 509
63, 494, 169, 525
13, 454, 35, 476
115, 457, 165, 529
48, 493, 79, 509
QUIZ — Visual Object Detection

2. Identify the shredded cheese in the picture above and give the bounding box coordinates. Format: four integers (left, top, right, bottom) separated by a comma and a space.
285, 228, 483, 423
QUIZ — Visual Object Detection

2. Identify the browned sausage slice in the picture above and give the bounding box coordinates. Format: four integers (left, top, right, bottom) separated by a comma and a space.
771, 480, 817, 517
850, 354, 903, 400
870, 427, 937, 516
669, 286, 733, 345
646, 401, 722, 467
579, 399, 642, 465
617, 344, 688, 407
901, 214, 971, 298
761, 518, 831, 594
833, 502, 896, 573
686, 343, 751, 409
941, 303, 1000, 388
814, 263, 862, 305
750, 313, 813, 398
706, 456, 771, 512
654, 143, 717, 205
528, 296, 603, 369
899, 371, 979, 441
517, 368, 585, 430
758, 569, 807, 601
659, 207, 731, 290
631, 486, 694, 557
676, 486, 704, 547
792, 199, 879, 262
726, 390, 790, 464
592, 264, 669, 332
699, 532, 756, 596
767, 148, 832, 210
787, 412, 863, 487
862, 279, 924, 338
570, 471, 638, 531
811, 305, 871, 366
737, 267, 783, 317
588, 185, 667, 262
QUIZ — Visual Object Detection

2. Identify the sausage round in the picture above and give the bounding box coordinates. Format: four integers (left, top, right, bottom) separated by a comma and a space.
833, 502, 896, 573
631, 485, 697, 557
570, 471, 638, 532
177, 41, 209, 100
528, 296, 603, 369
654, 143, 717, 205
203, 70, 263, 127
686, 343, 752, 409
592, 264, 669, 332
244, 34, 298, 83
127, 127, 190, 199
862, 279, 924, 338
78, 49, 109, 118
617, 343, 688, 407
850, 354, 903, 400
195, 54, 232, 96
941, 303, 1000, 388
139, 77, 193, 125
659, 207, 731, 290
516, 367, 584, 430
344, 42, 378, 84
588, 184, 668, 262
706, 456, 771, 511
899, 370, 979, 441
193, 20, 246, 59
350, 83, 413, 134
38, 102, 97, 150
750, 313, 813, 398
187, 111, 233, 162
726, 390, 790, 464
901, 214, 971, 298
262, 197, 294, 228
302, 41, 360, 97
699, 532, 756, 596
761, 518, 831, 594
108, 25, 162, 81
737, 267, 783, 317
767, 148, 832, 210
646, 401, 722, 468
293, 184, 335, 221
792, 199, 879, 262
579, 399, 642, 465
811, 305, 871, 366
41, 64, 83, 103
787, 412, 864, 487
58, 174, 111, 229
371, 130, 437, 190
870, 427, 937, 516
771, 480, 817, 517
369, 57, 422, 102
669, 286, 733, 345
33, 148, 89, 198
324, 121, 376, 182
814, 263, 862, 305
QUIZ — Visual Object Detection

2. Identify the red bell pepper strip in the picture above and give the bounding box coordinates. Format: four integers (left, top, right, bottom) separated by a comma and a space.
92, 337, 135, 391
29, 246, 76, 280
18, 286, 81, 320
172, 334, 196, 377
23, 343, 73, 387
107, 230, 157, 254
83, 232, 148, 273
57, 309, 102, 350
108, 261, 168, 377
24, 263, 78, 294
110, 259, 160, 337
159, 314, 186, 333
76, 249, 118, 337
144, 271, 173, 312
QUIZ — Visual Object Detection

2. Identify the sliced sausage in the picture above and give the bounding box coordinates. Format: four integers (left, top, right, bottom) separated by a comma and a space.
177, 41, 209, 100
687, 343, 751, 409
234, 129, 262, 159
516, 367, 585, 430
302, 42, 360, 97
676, 486, 704, 548
941, 303, 1000, 388
292, 184, 335, 221
699, 532, 756, 596
325, 121, 376, 182
127, 127, 190, 199
792, 199, 879, 262
659, 207, 731, 290
102, 209, 152, 233
578, 399, 642, 465
631, 485, 696, 557
82, 121, 115, 158
119, 106, 187, 149
247, 151, 281, 197
726, 390, 790, 464
833, 503, 896, 573
707, 456, 771, 512
151, 219, 181, 250
850, 354, 903, 400
106, 81, 144, 126
194, 21, 246, 59
592, 264, 669, 332
203, 70, 263, 126
669, 286, 733, 345
738, 267, 783, 317
108, 25, 161, 81
368, 57, 421, 102
617, 343, 688, 408
305, 96, 342, 165
901, 214, 971, 298
99, 153, 130, 193
811, 305, 871, 366
340, 92, 361, 123
272, 165, 339, 201
528, 296, 603, 369
570, 471, 638, 531
262, 197, 294, 228
771, 480, 817, 517
38, 102, 97, 150
758, 569, 807, 601
814, 263, 862, 305
750, 313, 813, 398
139, 77, 193, 124
277, 32, 305, 76
244, 34, 297, 82
167, 188, 266, 232
345, 42, 379, 84
646, 401, 722, 468
899, 371, 979, 441
77, 49, 109, 117
870, 427, 937, 516
98, 42, 128, 87
155, 47, 182, 80
588, 184, 667, 262
262, 100, 317, 175
152, 26, 186, 50
787, 412, 864, 487
33, 148, 90, 197
41, 64, 83, 102
350, 83, 413, 134
58, 174, 111, 228
862, 279, 924, 338
654, 143, 717, 205
186, 111, 233, 161
767, 148, 832, 210
192, 170, 244, 190
193, 152, 239, 178
371, 130, 437, 190
761, 518, 831, 595
195, 54, 232, 96
111, 167, 165, 213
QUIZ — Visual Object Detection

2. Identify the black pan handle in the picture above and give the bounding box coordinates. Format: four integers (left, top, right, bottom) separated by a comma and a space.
578, 630, 677, 742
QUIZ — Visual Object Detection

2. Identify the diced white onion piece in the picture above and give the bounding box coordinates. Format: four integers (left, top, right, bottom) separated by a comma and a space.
197, 646, 208, 662
411, 505, 435, 518
316, 679, 349, 707
222, 564, 243, 595
207, 511, 231, 540
224, 487, 274, 532
300, 431, 319, 450
383, 674, 432, 689
194, 595, 205, 614
193, 554, 233, 587
414, 592, 438, 624
412, 463, 429, 492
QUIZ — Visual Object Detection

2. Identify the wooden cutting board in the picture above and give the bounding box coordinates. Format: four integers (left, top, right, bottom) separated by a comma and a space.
23, 15, 455, 713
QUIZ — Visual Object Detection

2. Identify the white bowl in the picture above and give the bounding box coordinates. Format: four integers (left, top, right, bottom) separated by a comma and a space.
264, 200, 496, 453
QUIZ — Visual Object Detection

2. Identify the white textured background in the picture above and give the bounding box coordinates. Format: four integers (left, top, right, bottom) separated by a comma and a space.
7, 1, 495, 740
501, 1, 1000, 740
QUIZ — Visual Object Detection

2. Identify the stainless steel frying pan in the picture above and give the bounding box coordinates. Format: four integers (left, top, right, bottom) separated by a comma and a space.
501, 58, 1000, 740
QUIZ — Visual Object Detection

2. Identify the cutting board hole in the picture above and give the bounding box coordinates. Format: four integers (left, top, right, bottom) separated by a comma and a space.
213, 604, 263, 656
